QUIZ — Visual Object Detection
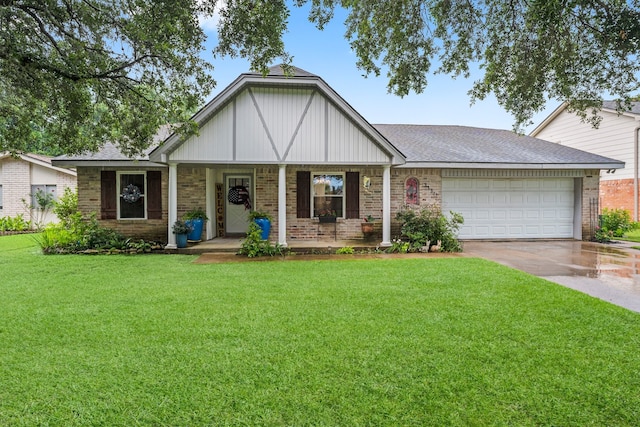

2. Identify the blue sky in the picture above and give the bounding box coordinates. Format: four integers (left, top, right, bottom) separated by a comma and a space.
199, 3, 559, 134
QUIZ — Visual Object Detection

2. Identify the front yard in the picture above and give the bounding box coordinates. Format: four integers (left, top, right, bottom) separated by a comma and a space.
1, 234, 639, 425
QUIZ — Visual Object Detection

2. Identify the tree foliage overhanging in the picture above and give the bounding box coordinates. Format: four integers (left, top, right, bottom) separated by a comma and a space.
2, 0, 640, 156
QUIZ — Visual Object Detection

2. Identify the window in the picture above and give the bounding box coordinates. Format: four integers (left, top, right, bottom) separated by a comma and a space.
31, 185, 57, 209
297, 171, 359, 219
0, 185, 3, 210
117, 172, 146, 219
312, 174, 344, 217
101, 170, 162, 220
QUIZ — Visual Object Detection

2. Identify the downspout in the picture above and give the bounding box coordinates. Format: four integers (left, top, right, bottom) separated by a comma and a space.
635, 125, 640, 222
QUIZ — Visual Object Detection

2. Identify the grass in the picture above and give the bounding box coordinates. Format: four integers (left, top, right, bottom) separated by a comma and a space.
1, 234, 640, 425
622, 228, 640, 243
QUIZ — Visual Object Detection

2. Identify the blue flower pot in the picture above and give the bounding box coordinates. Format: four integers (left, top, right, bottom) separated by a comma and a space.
185, 219, 204, 241
253, 218, 271, 240
176, 233, 188, 248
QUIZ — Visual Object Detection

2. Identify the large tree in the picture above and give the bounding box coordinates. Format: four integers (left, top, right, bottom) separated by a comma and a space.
0, 0, 216, 156
2, 1, 640, 156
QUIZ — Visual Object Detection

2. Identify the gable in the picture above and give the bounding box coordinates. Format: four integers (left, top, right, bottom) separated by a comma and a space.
532, 106, 635, 179
152, 74, 404, 166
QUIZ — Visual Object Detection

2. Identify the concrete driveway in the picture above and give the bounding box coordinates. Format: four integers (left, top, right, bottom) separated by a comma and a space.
463, 240, 640, 313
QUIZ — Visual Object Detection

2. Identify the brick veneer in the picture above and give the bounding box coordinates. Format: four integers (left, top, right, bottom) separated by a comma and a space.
78, 165, 601, 243
599, 178, 635, 213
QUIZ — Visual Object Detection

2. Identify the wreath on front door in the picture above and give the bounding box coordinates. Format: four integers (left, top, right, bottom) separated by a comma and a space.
227, 186, 252, 210
121, 184, 142, 203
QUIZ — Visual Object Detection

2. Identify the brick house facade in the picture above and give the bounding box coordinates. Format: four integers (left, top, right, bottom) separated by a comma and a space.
0, 153, 77, 225
55, 66, 621, 246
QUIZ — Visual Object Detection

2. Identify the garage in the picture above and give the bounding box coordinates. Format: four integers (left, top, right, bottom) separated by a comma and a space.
442, 175, 576, 239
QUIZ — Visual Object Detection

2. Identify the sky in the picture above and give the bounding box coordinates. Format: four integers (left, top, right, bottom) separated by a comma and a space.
198, 3, 560, 134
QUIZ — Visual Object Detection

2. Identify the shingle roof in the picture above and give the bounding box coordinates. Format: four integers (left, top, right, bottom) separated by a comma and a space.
373, 124, 622, 166
54, 125, 173, 162
602, 100, 640, 115
245, 64, 319, 78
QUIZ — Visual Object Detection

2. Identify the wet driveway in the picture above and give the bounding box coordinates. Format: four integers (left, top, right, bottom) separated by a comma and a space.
463, 240, 640, 313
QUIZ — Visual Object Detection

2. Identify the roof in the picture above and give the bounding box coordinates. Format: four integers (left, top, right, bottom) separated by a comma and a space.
530, 100, 640, 137
53, 125, 173, 167
246, 64, 320, 78
374, 124, 624, 169
149, 65, 405, 165
51, 66, 624, 171
1, 152, 77, 176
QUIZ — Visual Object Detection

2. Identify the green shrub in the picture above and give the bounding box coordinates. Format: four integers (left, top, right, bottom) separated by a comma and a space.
395, 205, 464, 253
53, 187, 78, 226
599, 208, 634, 238
0, 214, 31, 232
238, 222, 285, 257
336, 246, 354, 254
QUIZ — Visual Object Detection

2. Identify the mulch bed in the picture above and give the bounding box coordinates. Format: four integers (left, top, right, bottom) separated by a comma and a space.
193, 252, 463, 264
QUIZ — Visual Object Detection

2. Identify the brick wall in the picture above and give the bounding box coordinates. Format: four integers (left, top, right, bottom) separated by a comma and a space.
599, 178, 635, 213
581, 172, 600, 240
78, 166, 168, 242
2, 158, 30, 217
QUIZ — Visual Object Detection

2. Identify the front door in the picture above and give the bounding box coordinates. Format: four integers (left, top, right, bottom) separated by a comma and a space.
225, 174, 252, 235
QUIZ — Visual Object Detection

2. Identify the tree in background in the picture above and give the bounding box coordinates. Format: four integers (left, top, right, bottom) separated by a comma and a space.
2, 0, 640, 156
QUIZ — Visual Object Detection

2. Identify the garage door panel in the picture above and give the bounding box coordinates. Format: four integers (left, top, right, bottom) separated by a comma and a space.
442, 177, 574, 239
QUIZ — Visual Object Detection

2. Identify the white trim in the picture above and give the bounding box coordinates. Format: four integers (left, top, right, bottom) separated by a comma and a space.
278, 164, 287, 247
206, 168, 215, 240
311, 172, 345, 218
52, 160, 166, 168
1, 152, 77, 177
442, 169, 586, 178
400, 162, 624, 170
381, 165, 391, 247
165, 164, 178, 249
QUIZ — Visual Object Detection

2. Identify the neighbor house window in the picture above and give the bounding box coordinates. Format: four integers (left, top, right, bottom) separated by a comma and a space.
100, 170, 163, 220
0, 185, 3, 210
296, 171, 360, 219
30, 185, 57, 209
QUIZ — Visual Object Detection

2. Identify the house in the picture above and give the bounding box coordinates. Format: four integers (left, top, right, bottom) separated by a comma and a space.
0, 152, 77, 225
52, 66, 623, 247
531, 102, 640, 220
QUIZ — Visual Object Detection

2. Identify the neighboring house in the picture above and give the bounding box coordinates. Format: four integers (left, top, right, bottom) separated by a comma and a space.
531, 101, 640, 220
53, 66, 623, 247
0, 152, 77, 225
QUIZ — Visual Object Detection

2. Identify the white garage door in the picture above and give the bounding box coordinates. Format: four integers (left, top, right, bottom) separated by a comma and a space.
442, 178, 574, 239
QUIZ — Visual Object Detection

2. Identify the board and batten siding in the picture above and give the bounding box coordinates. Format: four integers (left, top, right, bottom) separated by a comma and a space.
534, 109, 635, 181
168, 86, 392, 165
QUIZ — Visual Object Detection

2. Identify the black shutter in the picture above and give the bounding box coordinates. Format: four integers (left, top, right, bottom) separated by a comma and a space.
296, 171, 311, 218
100, 171, 117, 219
345, 171, 360, 219
146, 171, 162, 219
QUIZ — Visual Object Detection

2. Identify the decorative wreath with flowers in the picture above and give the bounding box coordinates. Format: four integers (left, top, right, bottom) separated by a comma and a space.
121, 184, 142, 203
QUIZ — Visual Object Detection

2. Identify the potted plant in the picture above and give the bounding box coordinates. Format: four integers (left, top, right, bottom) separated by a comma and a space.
248, 210, 273, 240
318, 209, 337, 223
172, 220, 191, 248
184, 208, 208, 242
361, 215, 376, 236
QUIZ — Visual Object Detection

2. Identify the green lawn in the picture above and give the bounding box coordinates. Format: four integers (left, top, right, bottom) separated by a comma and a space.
622, 228, 640, 243
1, 234, 639, 425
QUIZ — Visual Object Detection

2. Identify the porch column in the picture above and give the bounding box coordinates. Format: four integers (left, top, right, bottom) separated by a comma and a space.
165, 163, 178, 249
381, 164, 392, 247
205, 168, 215, 240
278, 164, 288, 247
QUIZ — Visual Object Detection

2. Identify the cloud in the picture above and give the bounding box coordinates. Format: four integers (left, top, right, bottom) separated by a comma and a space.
198, 0, 226, 33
